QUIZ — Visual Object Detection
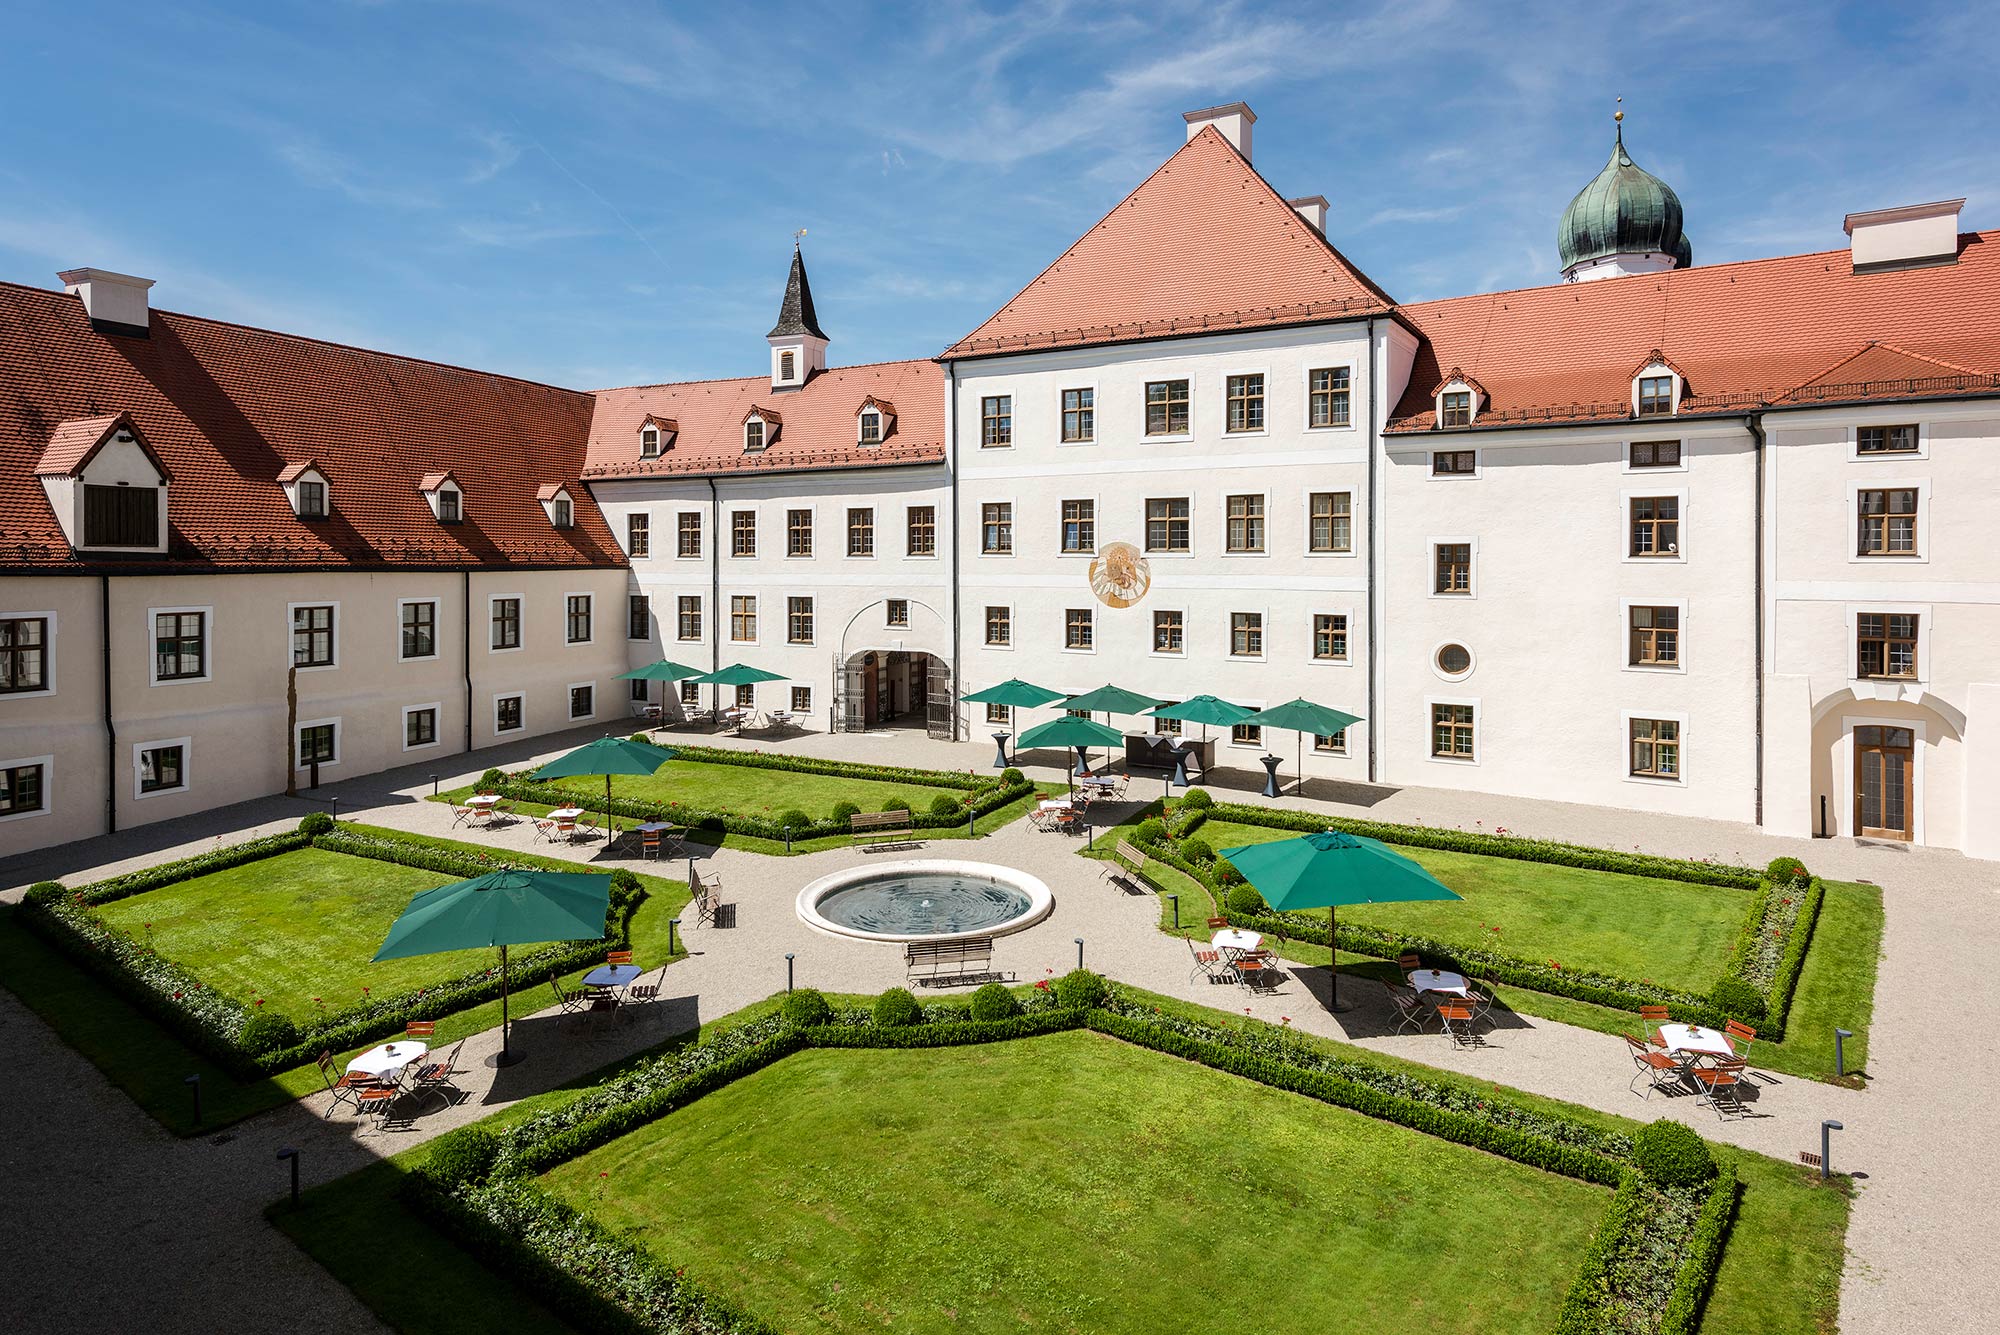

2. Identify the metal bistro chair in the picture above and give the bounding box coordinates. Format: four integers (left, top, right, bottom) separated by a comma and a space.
1639, 1005, 1672, 1048
413, 1039, 466, 1108
1389, 985, 1431, 1036
1624, 1033, 1689, 1099
315, 1051, 372, 1117
1439, 1003, 1478, 1048
1187, 936, 1226, 984
639, 827, 663, 860
1691, 1059, 1747, 1118
450, 805, 476, 829
1397, 952, 1422, 972
1724, 1020, 1758, 1063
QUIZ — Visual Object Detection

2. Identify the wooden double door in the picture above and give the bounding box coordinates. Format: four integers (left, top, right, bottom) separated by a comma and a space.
1854, 725, 1914, 840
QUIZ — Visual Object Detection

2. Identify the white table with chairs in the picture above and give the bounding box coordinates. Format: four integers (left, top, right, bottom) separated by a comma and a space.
1406, 968, 1470, 997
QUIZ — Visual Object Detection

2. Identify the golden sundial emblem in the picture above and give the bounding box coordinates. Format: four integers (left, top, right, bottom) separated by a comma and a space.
1089, 541, 1150, 608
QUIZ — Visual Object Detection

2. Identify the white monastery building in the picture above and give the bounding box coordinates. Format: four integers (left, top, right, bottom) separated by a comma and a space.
3, 103, 1998, 861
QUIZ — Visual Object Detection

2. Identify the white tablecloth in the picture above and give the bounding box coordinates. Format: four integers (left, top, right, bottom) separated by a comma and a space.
346, 1040, 429, 1080
548, 807, 584, 821
1658, 1024, 1735, 1059
1212, 928, 1264, 953
464, 794, 500, 809
1407, 969, 1469, 996
1039, 799, 1074, 811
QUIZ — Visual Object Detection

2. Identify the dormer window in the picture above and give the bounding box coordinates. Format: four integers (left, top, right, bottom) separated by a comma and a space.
1631, 352, 1684, 418
1637, 375, 1675, 416
1440, 392, 1472, 427
554, 498, 572, 527
298, 480, 326, 517
860, 411, 881, 445
419, 472, 464, 524
855, 396, 896, 446
742, 406, 780, 452
780, 350, 796, 381
641, 427, 660, 457
537, 484, 576, 530
746, 419, 765, 451
636, 415, 677, 459
36, 412, 171, 554
278, 462, 331, 519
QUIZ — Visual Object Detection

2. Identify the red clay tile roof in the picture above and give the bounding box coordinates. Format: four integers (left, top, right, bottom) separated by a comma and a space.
36, 411, 170, 479
0, 280, 618, 570
585, 360, 943, 479
943, 127, 1395, 359
534, 483, 568, 501
416, 471, 459, 492
1388, 233, 2000, 431
274, 459, 323, 483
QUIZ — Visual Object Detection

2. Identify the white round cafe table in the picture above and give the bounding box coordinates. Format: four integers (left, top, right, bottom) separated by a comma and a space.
548, 807, 585, 821
1407, 969, 1469, 996
583, 963, 643, 989
464, 794, 501, 809
1658, 1023, 1735, 1060
346, 1040, 429, 1080
1212, 928, 1264, 954
1039, 799, 1074, 811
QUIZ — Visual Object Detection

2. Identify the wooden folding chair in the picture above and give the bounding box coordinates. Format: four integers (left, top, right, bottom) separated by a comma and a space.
1397, 952, 1422, 972
1639, 1005, 1671, 1047
1389, 986, 1430, 1036
533, 819, 558, 843
1439, 1003, 1477, 1048
1625, 1033, 1688, 1098
1691, 1063, 1745, 1117
450, 805, 475, 828
640, 827, 662, 859
405, 1020, 436, 1039
1206, 917, 1230, 931
1186, 937, 1226, 985
1724, 1020, 1757, 1061
606, 949, 633, 966
316, 1051, 371, 1117
356, 1084, 400, 1128
414, 1039, 465, 1107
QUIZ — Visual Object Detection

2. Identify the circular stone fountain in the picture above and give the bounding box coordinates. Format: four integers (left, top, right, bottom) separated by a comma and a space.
795, 860, 1053, 942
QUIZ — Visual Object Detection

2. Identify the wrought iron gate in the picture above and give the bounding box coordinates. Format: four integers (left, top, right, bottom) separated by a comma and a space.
926, 654, 954, 740
830, 652, 867, 733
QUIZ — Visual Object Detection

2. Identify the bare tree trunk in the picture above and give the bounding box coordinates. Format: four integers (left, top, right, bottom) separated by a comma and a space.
285, 665, 297, 797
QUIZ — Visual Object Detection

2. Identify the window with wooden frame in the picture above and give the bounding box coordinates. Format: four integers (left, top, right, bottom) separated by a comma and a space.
138, 742, 186, 792
296, 480, 327, 518
859, 411, 882, 445
981, 502, 1012, 554
1857, 424, 1919, 455
297, 722, 337, 766
1226, 374, 1265, 432
1061, 388, 1094, 442
551, 497, 573, 529
1439, 391, 1472, 427
985, 701, 1009, 724
1145, 497, 1189, 553
730, 510, 757, 557
906, 505, 936, 557
1225, 494, 1264, 553
1314, 728, 1348, 754
744, 419, 766, 452
885, 599, 909, 628
1155, 711, 1182, 736
791, 686, 812, 713
400, 601, 436, 659
1060, 499, 1095, 553
1628, 605, 1679, 666
565, 595, 592, 644
735, 684, 755, 709
1636, 375, 1675, 416
729, 595, 757, 642
630, 678, 650, 702
1309, 367, 1351, 427
1230, 611, 1263, 657
1856, 488, 1918, 556
677, 512, 702, 558
1434, 543, 1471, 594
981, 395, 1012, 447
1153, 609, 1184, 654
787, 596, 814, 644
405, 707, 437, 747
1064, 608, 1093, 650
984, 605, 1011, 646
1856, 612, 1919, 678
0, 761, 44, 815
491, 598, 521, 650
436, 488, 461, 523
679, 680, 699, 706
1630, 718, 1681, 778
153, 612, 204, 681
1309, 492, 1351, 553
569, 684, 594, 719
1630, 440, 1681, 468
676, 596, 702, 641
640, 425, 661, 458
628, 596, 650, 640
291, 605, 335, 667
1231, 722, 1262, 746
495, 695, 524, 732
779, 350, 796, 381
626, 512, 650, 557
786, 509, 813, 557
847, 507, 875, 557
1629, 497, 1680, 556
1312, 613, 1348, 662
1, 617, 49, 692
1432, 450, 1476, 476
1431, 703, 1475, 758
1145, 379, 1190, 435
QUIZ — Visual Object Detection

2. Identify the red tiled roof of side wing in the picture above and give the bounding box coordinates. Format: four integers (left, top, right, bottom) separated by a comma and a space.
0, 281, 617, 570
1387, 233, 2000, 431
942, 127, 1395, 359
584, 359, 943, 479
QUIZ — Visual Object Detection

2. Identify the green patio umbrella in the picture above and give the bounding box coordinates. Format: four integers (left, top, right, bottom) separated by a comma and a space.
373, 867, 613, 1065
1216, 830, 1460, 1008
617, 659, 706, 722
960, 678, 1065, 708
1063, 684, 1164, 773
691, 663, 789, 718
1016, 714, 1123, 792
1241, 697, 1365, 796
531, 736, 676, 835
1150, 693, 1254, 740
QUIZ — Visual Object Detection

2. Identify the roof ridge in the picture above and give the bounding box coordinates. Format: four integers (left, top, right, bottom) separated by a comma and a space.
590, 356, 936, 394
1869, 339, 1989, 375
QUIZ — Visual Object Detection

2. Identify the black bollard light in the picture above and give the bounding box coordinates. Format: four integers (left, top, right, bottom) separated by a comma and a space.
1820, 1120, 1843, 1179
1168, 893, 1180, 930
330, 796, 339, 824
277, 1147, 300, 1208
668, 917, 680, 957
785, 952, 795, 993
785, 825, 792, 853
1074, 936, 1085, 970
1834, 1027, 1853, 1077
430, 774, 439, 797
184, 1072, 202, 1129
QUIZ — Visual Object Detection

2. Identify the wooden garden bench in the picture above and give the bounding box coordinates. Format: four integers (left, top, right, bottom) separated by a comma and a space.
1101, 839, 1152, 894
850, 809, 917, 848
904, 936, 1001, 988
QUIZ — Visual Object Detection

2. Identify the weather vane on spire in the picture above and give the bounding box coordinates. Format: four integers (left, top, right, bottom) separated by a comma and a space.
792, 227, 808, 250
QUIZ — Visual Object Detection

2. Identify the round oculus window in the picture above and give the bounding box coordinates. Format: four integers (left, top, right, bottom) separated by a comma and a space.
1436, 644, 1473, 676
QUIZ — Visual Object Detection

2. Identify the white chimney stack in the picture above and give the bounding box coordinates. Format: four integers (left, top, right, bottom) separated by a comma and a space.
1184, 102, 1255, 160
1289, 195, 1329, 234
1842, 199, 1964, 274
59, 267, 155, 335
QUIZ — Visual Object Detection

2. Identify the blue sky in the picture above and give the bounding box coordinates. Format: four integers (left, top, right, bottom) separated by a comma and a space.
2, 1, 1993, 390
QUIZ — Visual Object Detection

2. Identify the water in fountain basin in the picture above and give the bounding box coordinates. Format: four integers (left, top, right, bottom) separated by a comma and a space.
815, 872, 1032, 937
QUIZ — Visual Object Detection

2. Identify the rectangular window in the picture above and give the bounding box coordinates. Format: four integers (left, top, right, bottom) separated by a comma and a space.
1153, 610, 1184, 654
1629, 606, 1680, 666
297, 723, 337, 765
1309, 492, 1352, 553
640, 426, 661, 458
745, 420, 765, 451
291, 605, 335, 667
1314, 729, 1348, 754
1065, 608, 1093, 650
847, 507, 875, 557
1155, 711, 1182, 736
570, 684, 594, 719
296, 480, 327, 518
677, 596, 702, 641
981, 502, 1013, 554
1439, 391, 1471, 427
1857, 613, 1919, 679
552, 498, 572, 529
731, 510, 757, 557
1226, 374, 1265, 432
1434, 543, 1471, 594
565, 595, 592, 644
1631, 440, 1681, 468
138, 743, 185, 793
628, 595, 650, 641
906, 506, 936, 557
787, 596, 814, 644
860, 411, 882, 444
1432, 450, 1476, 476
83, 484, 158, 547
735, 683, 755, 709
152, 612, 204, 682
0, 617, 49, 692
631, 678, 650, 703
1145, 498, 1190, 553
1857, 488, 1919, 557
1630, 717, 1681, 778
1313, 613, 1348, 662
491, 598, 521, 650
985, 701, 1010, 725
0, 761, 45, 815
437, 489, 461, 523
1231, 722, 1262, 746
1637, 375, 1675, 416
405, 709, 437, 748
1225, 495, 1265, 553
985, 606, 1011, 646
1230, 612, 1263, 657
981, 396, 1013, 447
1145, 379, 1191, 435
1309, 367, 1352, 427
791, 686, 812, 714
886, 599, 909, 628
680, 680, 699, 707
1858, 424, 1919, 454
400, 601, 436, 660
1431, 703, 1475, 758
1061, 388, 1094, 442
1630, 497, 1681, 557
730, 596, 757, 642
1061, 499, 1095, 553
677, 512, 702, 558
626, 513, 650, 558
780, 350, 796, 380
787, 509, 813, 557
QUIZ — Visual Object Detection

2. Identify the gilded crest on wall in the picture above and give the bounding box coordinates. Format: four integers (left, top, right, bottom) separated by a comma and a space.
1088, 541, 1150, 608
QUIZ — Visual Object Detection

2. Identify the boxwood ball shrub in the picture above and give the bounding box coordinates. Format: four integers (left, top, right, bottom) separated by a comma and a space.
831, 800, 862, 821
1226, 884, 1268, 916
238, 1010, 300, 1054
1180, 787, 1213, 810
1001, 767, 1025, 786
781, 988, 833, 1028
627, 733, 649, 744
423, 1125, 501, 1188
1214, 861, 1245, 887
297, 811, 335, 837
1632, 1119, 1717, 1188
928, 793, 961, 817
969, 982, 1021, 1021
776, 808, 812, 831
881, 796, 912, 814
872, 986, 923, 1027
1180, 838, 1215, 865
1053, 968, 1110, 1010
1134, 817, 1167, 845
479, 768, 508, 791
1708, 975, 1768, 1023
1765, 855, 1811, 884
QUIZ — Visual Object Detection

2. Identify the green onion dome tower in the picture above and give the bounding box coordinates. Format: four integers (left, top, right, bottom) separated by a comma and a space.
1558, 104, 1691, 282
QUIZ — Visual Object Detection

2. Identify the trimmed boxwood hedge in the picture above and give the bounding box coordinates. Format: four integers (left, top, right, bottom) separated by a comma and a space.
1660, 1174, 1741, 1335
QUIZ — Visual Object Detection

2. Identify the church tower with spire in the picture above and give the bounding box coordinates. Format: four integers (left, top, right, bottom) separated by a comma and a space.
767, 238, 829, 391
1557, 105, 1692, 282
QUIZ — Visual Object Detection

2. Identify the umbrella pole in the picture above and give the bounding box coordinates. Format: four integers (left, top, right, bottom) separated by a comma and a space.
1327, 906, 1350, 1013
489, 942, 526, 1067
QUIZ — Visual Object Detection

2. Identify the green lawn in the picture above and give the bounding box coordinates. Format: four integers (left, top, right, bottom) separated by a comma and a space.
455, 758, 969, 821
544, 1031, 1602, 1335
1198, 819, 1750, 993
